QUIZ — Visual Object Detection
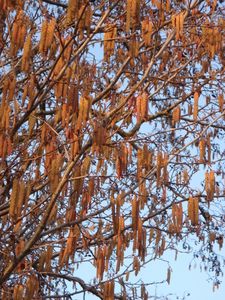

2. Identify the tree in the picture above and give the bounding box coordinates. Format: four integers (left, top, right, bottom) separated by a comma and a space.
0, 0, 224, 299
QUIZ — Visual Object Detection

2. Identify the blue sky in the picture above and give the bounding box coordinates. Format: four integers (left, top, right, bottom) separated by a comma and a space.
70, 13, 225, 300
72, 246, 225, 300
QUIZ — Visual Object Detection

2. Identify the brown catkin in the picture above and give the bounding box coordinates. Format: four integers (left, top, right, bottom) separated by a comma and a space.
39, 20, 48, 55
140, 92, 148, 120
178, 12, 185, 36
84, 4, 92, 34
136, 95, 142, 123
9, 178, 19, 220
11, 21, 19, 55
156, 152, 162, 187
21, 33, 32, 72
193, 91, 199, 121
126, 0, 140, 32
188, 197, 199, 225
11, 10, 26, 55
205, 171, 210, 197
67, 0, 79, 24
172, 106, 181, 124
183, 169, 189, 184
7, 73, 16, 101
126, 0, 132, 32
18, 24, 27, 50
132, 197, 139, 231
46, 18, 56, 51
218, 94, 224, 112
104, 25, 117, 61
209, 170, 215, 196
142, 18, 152, 46
199, 139, 205, 163
16, 180, 25, 218
166, 0, 170, 12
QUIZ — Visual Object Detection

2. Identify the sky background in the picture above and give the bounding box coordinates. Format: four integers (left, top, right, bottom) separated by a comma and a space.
71, 15, 225, 300
73, 243, 225, 300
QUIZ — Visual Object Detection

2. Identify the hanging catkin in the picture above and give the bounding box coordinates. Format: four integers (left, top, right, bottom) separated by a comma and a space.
188, 197, 199, 225
142, 18, 153, 46
199, 139, 205, 163
21, 33, 32, 72
193, 91, 199, 121
126, 0, 140, 32
171, 12, 185, 40
104, 25, 117, 61
9, 178, 20, 220
39, 18, 56, 56
172, 106, 181, 125
11, 10, 27, 56
67, 0, 79, 24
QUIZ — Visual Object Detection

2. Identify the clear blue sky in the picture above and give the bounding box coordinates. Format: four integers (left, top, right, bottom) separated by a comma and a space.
71, 23, 225, 300
72, 246, 225, 299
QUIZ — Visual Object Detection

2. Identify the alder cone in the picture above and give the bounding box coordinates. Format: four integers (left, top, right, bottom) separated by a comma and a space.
0, 1, 224, 299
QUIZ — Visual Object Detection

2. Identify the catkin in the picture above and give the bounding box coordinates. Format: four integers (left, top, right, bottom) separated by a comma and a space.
142, 18, 152, 46
132, 197, 139, 231
104, 25, 117, 61
22, 33, 32, 72
18, 24, 27, 50
8, 73, 16, 100
141, 92, 148, 119
188, 197, 199, 225
126, 0, 140, 32
46, 18, 56, 51
218, 94, 224, 112
172, 106, 181, 125
11, 20, 19, 55
9, 178, 19, 220
199, 139, 205, 163
209, 170, 215, 196
193, 91, 199, 121
67, 0, 79, 24
156, 152, 162, 187
39, 20, 48, 55
167, 267, 171, 284
172, 12, 185, 40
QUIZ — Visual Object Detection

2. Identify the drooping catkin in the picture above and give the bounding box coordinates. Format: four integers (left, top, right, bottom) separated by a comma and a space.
141, 18, 153, 46
209, 170, 215, 196
156, 151, 162, 187
104, 25, 117, 61
132, 196, 139, 231
11, 18, 20, 55
167, 267, 171, 284
6, 73, 16, 101
199, 139, 205, 163
83, 4, 92, 34
193, 91, 199, 121
46, 18, 56, 51
67, 0, 79, 24
10, 10, 27, 55
171, 12, 185, 40
188, 197, 199, 225
39, 19, 48, 55
126, 0, 140, 32
140, 92, 148, 120
172, 106, 181, 125
136, 92, 148, 122
21, 33, 32, 72
218, 94, 224, 112
9, 178, 19, 220
76, 95, 92, 131
18, 23, 27, 50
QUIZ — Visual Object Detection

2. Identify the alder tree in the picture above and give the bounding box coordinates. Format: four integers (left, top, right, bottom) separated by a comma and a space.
0, 0, 225, 299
